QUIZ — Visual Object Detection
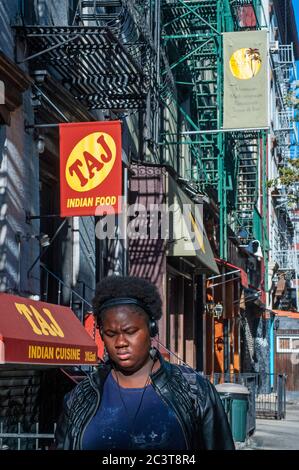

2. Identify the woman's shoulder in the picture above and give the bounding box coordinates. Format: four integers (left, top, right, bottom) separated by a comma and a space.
171, 364, 210, 401
64, 366, 108, 407
172, 364, 208, 386
64, 376, 93, 406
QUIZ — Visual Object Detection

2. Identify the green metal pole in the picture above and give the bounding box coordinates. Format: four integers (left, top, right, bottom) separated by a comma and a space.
218, 0, 227, 260
224, 0, 234, 32
262, 130, 269, 292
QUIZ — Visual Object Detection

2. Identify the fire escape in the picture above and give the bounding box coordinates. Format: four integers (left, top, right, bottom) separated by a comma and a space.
270, 37, 298, 310
273, 43, 298, 163
161, 0, 266, 258
161, 0, 229, 258
272, 41, 298, 279
161, 0, 219, 187
14, 1, 154, 112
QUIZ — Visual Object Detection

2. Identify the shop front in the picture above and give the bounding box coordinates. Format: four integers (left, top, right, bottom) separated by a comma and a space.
166, 173, 219, 369
0, 294, 98, 449
128, 164, 219, 370
205, 259, 249, 378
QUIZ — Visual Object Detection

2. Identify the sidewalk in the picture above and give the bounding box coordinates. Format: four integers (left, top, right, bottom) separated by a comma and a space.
238, 402, 299, 450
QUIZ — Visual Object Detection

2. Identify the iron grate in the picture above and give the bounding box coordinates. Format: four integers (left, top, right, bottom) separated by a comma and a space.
14, 25, 149, 110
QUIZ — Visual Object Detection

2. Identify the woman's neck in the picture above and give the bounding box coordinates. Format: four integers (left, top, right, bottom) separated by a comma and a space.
112, 357, 160, 388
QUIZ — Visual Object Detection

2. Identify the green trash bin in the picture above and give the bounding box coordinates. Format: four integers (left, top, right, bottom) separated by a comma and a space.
215, 383, 250, 442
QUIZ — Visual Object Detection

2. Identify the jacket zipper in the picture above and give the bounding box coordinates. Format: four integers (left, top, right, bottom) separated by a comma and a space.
151, 380, 190, 450
74, 379, 101, 450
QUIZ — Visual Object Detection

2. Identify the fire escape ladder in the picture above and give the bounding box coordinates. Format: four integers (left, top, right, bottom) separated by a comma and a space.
235, 135, 259, 237
161, 0, 219, 188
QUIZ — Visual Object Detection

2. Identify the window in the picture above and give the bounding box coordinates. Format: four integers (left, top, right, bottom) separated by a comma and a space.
277, 336, 299, 353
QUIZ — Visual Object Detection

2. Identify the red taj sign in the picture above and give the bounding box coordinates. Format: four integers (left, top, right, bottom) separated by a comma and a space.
59, 121, 122, 217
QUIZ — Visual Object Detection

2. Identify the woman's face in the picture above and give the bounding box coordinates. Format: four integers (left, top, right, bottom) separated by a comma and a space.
101, 305, 151, 373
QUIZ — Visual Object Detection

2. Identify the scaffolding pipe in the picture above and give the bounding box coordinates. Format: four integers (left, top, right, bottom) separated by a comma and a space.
179, 127, 270, 135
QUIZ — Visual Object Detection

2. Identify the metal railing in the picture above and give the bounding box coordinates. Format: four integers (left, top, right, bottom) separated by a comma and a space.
0, 422, 56, 450
40, 264, 93, 324
276, 110, 296, 134
272, 250, 298, 271
206, 372, 287, 433
255, 373, 287, 420
275, 44, 297, 88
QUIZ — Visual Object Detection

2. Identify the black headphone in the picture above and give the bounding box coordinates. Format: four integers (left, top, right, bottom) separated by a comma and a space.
99, 319, 158, 339
149, 319, 159, 338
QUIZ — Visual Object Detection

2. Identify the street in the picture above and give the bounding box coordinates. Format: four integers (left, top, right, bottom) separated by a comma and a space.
243, 403, 299, 450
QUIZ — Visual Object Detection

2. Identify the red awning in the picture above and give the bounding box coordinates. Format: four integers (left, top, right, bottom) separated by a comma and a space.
215, 258, 248, 288
272, 309, 299, 319
0, 294, 98, 366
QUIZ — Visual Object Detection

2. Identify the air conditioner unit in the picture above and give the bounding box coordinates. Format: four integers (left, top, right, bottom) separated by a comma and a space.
270, 40, 279, 53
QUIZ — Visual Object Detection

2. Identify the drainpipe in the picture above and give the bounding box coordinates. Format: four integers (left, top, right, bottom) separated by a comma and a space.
270, 313, 274, 389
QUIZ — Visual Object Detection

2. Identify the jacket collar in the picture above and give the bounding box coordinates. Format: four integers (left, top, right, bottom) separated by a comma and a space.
150, 348, 172, 387
89, 361, 111, 389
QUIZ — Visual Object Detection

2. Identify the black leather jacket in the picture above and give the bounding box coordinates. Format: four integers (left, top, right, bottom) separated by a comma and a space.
55, 352, 235, 450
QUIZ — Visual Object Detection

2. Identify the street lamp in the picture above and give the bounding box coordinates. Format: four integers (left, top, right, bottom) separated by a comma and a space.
214, 302, 224, 320
36, 135, 45, 154
205, 301, 224, 319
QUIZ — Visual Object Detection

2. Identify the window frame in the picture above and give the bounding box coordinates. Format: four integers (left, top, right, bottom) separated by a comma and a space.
276, 335, 299, 353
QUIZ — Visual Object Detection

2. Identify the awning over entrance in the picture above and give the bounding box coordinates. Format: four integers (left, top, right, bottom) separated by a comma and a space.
167, 174, 219, 275
216, 258, 248, 288
272, 309, 299, 319
0, 294, 98, 366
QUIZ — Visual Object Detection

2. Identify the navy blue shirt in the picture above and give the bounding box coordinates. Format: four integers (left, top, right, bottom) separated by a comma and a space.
82, 372, 187, 450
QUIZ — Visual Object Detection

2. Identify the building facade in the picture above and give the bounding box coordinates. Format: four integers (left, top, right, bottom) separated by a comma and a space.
0, 0, 299, 448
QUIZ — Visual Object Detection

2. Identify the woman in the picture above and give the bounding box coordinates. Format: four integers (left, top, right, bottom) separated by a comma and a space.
54, 275, 235, 450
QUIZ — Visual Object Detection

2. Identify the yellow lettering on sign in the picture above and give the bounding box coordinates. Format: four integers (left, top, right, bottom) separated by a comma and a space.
28, 345, 81, 362
95, 195, 116, 206
15, 303, 65, 338
67, 197, 94, 208
29, 305, 56, 336
28, 345, 54, 360
42, 308, 65, 338
66, 196, 118, 208
85, 351, 97, 362
55, 347, 80, 361
15, 303, 43, 335
65, 132, 116, 192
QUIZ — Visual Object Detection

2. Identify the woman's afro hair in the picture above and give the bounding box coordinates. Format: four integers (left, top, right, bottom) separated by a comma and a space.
92, 275, 163, 322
